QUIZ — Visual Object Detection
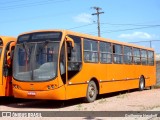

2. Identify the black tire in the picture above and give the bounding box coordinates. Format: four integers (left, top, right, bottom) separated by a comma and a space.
84, 81, 98, 103
149, 86, 153, 90
139, 77, 145, 91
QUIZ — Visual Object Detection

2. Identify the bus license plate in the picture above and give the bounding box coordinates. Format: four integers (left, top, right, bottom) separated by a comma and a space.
27, 91, 36, 96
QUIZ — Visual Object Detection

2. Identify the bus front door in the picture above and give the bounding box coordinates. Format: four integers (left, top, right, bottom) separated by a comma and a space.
3, 41, 15, 96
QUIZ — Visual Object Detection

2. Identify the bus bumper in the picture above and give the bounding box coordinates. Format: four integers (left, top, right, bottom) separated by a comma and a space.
13, 86, 66, 100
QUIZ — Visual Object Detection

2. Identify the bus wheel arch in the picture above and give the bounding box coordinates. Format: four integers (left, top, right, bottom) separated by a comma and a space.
84, 78, 99, 103
139, 75, 145, 91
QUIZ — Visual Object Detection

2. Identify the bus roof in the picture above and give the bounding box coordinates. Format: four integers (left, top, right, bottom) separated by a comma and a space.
18, 29, 154, 51
0, 36, 16, 46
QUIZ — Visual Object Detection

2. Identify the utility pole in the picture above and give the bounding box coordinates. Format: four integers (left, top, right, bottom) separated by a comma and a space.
92, 7, 104, 37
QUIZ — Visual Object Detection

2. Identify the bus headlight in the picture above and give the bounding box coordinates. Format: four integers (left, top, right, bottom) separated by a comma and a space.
47, 84, 57, 90
51, 85, 54, 89
13, 84, 21, 89
47, 86, 51, 90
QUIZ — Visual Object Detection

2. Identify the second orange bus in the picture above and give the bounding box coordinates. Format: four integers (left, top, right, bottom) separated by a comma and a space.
0, 36, 16, 97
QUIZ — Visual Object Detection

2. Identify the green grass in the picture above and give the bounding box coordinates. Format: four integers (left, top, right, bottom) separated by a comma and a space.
98, 98, 107, 104
117, 92, 129, 99
153, 84, 160, 89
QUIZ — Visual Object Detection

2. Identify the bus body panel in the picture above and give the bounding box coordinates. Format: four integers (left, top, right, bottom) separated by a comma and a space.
12, 78, 66, 100
13, 78, 59, 91
13, 85, 66, 100
65, 84, 88, 100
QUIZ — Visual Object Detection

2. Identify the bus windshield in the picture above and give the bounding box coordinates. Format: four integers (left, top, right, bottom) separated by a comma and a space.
13, 32, 61, 81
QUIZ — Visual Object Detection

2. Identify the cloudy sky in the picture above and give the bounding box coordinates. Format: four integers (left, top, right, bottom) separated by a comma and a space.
0, 0, 160, 52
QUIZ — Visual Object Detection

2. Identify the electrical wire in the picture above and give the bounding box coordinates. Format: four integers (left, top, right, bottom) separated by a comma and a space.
0, 0, 69, 10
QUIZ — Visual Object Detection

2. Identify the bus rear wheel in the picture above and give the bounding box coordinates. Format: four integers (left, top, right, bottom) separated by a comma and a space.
139, 77, 145, 91
84, 81, 97, 103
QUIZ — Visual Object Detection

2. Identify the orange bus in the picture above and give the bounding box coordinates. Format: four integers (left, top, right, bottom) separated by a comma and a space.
0, 36, 16, 97
12, 30, 156, 102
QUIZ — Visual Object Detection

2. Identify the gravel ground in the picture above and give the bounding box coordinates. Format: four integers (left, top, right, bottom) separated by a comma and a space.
0, 88, 160, 120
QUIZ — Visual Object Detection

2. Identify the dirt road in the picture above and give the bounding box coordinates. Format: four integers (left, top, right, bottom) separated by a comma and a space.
0, 88, 160, 120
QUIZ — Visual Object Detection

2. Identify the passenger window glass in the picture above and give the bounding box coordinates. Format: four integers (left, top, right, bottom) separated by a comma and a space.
113, 44, 123, 64
148, 51, 154, 66
141, 50, 147, 65
84, 39, 98, 63
124, 46, 132, 64
99, 42, 112, 63
67, 35, 82, 80
133, 48, 141, 65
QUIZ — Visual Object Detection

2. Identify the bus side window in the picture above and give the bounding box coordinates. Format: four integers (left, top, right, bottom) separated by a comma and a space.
113, 44, 123, 64
148, 51, 154, 65
99, 41, 112, 63
133, 48, 141, 65
84, 39, 98, 63
67, 35, 82, 80
124, 46, 132, 64
141, 49, 147, 65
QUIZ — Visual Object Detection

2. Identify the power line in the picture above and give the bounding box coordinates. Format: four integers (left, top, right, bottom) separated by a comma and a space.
68, 23, 95, 30
87, 25, 160, 35
0, 0, 69, 10
129, 40, 160, 48
100, 25, 160, 34
66, 23, 160, 35
100, 22, 160, 27
67, 23, 160, 33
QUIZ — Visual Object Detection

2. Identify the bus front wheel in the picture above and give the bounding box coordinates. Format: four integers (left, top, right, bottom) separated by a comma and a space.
139, 77, 145, 91
84, 81, 97, 103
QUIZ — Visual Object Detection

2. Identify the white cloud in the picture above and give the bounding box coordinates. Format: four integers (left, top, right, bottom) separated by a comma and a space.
73, 13, 93, 23
118, 32, 156, 39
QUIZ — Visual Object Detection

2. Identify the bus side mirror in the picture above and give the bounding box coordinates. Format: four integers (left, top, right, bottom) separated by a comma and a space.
65, 36, 74, 48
